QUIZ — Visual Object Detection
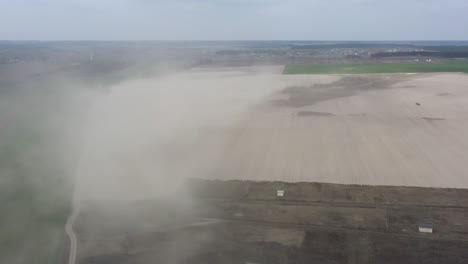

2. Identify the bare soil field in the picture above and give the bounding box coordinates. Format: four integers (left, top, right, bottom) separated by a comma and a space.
77, 67, 468, 203
196, 72, 468, 188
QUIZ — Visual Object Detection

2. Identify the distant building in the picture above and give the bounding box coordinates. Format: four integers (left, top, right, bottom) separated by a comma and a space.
419, 223, 433, 233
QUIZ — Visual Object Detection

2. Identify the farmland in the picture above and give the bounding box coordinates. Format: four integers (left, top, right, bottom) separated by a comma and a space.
283, 60, 468, 74
73, 66, 468, 263
4, 41, 468, 264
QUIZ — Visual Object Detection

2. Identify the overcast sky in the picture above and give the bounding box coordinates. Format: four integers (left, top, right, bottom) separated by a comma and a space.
1, 0, 468, 40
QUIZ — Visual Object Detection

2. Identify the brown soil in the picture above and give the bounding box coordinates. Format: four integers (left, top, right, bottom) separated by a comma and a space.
76, 179, 468, 264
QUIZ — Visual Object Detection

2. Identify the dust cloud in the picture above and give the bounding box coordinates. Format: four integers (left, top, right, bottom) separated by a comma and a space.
0, 73, 100, 264
0, 63, 288, 263
74, 66, 287, 201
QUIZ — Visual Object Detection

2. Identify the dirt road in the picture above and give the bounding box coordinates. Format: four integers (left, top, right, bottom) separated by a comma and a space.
65, 204, 79, 264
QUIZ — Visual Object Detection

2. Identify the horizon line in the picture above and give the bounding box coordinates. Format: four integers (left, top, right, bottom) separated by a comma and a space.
1, 39, 468, 42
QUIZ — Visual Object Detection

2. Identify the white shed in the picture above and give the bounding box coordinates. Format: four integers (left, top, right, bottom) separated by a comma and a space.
419, 223, 433, 233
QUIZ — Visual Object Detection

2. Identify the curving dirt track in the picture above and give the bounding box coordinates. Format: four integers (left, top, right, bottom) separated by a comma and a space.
65, 204, 79, 264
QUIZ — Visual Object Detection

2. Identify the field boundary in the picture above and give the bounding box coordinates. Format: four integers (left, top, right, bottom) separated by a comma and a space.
283, 60, 468, 74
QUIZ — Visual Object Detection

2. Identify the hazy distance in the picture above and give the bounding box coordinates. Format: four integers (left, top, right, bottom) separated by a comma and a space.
1, 0, 468, 41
